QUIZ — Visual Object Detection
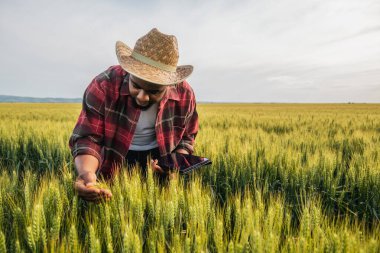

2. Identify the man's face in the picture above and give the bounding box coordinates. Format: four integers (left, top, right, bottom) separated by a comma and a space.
128, 75, 168, 110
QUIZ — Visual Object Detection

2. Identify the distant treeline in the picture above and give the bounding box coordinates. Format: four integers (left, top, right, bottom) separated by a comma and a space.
0, 95, 82, 103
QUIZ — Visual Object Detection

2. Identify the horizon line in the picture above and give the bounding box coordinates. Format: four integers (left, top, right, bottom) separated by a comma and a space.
0, 94, 379, 104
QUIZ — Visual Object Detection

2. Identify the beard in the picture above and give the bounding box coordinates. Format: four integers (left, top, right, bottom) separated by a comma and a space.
132, 99, 155, 111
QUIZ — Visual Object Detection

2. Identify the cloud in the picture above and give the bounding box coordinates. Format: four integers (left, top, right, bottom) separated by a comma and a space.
320, 25, 380, 44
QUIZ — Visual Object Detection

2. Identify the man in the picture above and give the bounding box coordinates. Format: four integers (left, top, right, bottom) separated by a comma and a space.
69, 28, 198, 202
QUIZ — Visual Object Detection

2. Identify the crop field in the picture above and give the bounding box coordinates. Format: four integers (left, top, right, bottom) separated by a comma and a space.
0, 103, 379, 252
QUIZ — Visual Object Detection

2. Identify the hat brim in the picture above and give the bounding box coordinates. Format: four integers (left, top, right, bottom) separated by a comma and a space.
115, 41, 193, 85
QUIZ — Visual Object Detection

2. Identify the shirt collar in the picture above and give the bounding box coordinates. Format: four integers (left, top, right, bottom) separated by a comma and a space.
120, 73, 180, 101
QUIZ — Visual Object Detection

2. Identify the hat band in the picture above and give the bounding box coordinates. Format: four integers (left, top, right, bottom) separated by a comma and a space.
131, 51, 176, 73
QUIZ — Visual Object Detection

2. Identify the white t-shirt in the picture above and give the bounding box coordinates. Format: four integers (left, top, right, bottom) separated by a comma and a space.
129, 103, 159, 151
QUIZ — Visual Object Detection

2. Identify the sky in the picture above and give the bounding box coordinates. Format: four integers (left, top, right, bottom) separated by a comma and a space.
0, 0, 379, 102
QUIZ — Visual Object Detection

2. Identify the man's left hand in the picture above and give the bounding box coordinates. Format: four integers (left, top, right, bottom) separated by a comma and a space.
150, 159, 177, 180
151, 159, 166, 175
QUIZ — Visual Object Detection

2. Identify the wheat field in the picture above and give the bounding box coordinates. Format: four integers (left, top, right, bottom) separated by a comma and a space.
0, 103, 379, 252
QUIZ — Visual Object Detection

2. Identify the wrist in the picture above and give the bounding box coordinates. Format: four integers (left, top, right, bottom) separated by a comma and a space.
78, 171, 97, 183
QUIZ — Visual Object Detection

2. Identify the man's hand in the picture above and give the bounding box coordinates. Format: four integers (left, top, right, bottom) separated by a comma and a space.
151, 159, 166, 175
74, 171, 112, 202
150, 148, 189, 177
150, 159, 177, 180
175, 148, 189, 155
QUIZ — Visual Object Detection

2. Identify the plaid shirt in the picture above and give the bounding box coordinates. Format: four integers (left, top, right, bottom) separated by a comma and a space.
69, 65, 198, 177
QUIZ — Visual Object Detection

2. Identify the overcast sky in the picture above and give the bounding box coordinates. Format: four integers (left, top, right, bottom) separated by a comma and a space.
0, 0, 379, 102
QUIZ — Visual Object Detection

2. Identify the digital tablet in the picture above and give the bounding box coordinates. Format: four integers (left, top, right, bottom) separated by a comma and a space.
157, 153, 212, 174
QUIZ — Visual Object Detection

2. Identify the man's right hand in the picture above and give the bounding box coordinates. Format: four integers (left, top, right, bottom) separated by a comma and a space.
74, 171, 113, 202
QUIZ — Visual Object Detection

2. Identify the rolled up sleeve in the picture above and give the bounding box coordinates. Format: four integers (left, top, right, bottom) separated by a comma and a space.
69, 78, 105, 164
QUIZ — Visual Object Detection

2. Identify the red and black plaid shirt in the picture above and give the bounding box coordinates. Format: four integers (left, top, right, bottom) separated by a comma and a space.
69, 65, 198, 177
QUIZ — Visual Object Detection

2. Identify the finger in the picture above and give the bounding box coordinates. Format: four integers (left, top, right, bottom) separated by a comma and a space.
99, 189, 113, 198
150, 159, 165, 174
153, 164, 166, 174
75, 181, 101, 196
81, 192, 110, 202
74, 182, 102, 201
150, 159, 158, 167
85, 191, 103, 198
83, 185, 101, 194
78, 191, 101, 202
81, 182, 112, 199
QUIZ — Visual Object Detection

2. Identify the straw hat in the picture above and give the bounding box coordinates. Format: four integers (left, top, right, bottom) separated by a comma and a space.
115, 28, 193, 85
